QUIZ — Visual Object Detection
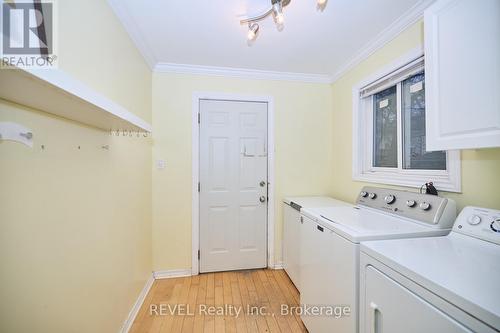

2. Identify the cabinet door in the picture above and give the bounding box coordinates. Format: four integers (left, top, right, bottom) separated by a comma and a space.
363, 266, 472, 333
283, 204, 301, 289
425, 0, 500, 150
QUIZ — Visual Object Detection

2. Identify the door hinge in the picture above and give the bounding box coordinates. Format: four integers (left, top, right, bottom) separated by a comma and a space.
198, 112, 200, 124
198, 182, 200, 192
198, 250, 200, 260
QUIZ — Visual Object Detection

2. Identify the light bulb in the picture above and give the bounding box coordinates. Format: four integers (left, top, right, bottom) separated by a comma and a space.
317, 0, 327, 5
247, 30, 256, 41
247, 23, 259, 41
275, 12, 284, 25
272, 2, 285, 25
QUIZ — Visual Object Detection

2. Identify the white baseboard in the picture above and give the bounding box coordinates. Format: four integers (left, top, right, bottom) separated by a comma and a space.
153, 269, 193, 279
120, 274, 155, 333
120, 269, 193, 332
270, 261, 284, 270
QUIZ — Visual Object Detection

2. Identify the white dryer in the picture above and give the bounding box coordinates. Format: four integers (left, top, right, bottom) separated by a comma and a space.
359, 206, 500, 333
299, 186, 457, 333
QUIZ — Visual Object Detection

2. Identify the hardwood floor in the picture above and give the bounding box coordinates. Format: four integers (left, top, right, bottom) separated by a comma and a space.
130, 269, 307, 333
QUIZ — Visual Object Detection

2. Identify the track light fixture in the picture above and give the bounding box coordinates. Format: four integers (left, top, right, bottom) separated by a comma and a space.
240, 0, 326, 42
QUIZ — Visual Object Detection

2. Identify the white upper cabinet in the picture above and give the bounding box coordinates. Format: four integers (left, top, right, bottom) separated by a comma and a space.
424, 0, 500, 151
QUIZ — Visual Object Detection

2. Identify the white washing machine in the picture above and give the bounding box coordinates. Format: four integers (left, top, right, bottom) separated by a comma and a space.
299, 186, 457, 333
283, 196, 352, 290
359, 206, 500, 333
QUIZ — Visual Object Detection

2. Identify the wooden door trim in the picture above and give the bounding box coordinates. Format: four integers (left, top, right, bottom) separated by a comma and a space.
191, 92, 276, 276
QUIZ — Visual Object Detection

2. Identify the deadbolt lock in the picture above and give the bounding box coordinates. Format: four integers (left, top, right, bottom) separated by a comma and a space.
260, 181, 267, 187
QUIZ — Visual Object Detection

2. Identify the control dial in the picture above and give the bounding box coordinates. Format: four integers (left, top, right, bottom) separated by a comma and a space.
467, 215, 482, 226
360, 191, 368, 198
406, 200, 416, 208
419, 202, 431, 211
368, 193, 377, 199
491, 219, 500, 233
384, 195, 396, 204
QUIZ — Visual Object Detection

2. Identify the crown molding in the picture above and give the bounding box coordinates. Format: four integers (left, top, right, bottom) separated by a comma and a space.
107, 0, 157, 70
330, 0, 436, 83
154, 63, 333, 84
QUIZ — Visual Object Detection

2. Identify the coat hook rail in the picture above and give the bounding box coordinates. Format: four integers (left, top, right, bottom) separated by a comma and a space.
0, 122, 34, 148
109, 129, 150, 138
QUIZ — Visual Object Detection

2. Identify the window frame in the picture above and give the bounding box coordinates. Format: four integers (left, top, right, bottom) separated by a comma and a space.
352, 48, 461, 192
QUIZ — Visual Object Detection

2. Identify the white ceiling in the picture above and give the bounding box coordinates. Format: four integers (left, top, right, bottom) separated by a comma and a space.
109, 0, 429, 79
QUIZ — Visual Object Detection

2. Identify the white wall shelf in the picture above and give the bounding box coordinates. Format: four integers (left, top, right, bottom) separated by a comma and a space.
0, 66, 152, 132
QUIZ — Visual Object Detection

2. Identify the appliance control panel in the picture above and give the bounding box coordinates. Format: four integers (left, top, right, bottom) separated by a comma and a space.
356, 186, 456, 228
453, 206, 500, 245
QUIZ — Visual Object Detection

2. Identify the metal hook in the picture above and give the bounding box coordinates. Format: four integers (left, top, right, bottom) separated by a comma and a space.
19, 132, 33, 140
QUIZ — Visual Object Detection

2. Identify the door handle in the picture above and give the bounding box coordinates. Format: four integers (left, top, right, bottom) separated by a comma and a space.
370, 302, 381, 333
259, 196, 266, 203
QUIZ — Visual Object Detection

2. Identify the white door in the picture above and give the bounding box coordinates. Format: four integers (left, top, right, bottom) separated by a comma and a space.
199, 99, 268, 273
424, 0, 500, 150
363, 266, 472, 333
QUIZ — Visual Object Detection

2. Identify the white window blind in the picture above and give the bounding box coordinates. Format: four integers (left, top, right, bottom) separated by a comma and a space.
359, 56, 425, 98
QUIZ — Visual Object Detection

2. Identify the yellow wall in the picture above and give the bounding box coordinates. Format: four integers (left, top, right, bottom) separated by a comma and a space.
0, 1, 152, 332
330, 21, 500, 210
152, 73, 333, 270
58, 0, 152, 123
152, 20, 500, 273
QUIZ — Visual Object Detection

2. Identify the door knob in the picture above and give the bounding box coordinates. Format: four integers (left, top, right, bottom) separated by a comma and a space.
260, 181, 267, 187
259, 196, 266, 203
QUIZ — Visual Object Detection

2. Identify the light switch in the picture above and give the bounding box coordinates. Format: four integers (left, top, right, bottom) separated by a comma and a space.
156, 159, 166, 170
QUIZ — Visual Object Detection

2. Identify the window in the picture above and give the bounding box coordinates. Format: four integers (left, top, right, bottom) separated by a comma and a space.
353, 53, 461, 192
401, 73, 447, 170
373, 85, 398, 168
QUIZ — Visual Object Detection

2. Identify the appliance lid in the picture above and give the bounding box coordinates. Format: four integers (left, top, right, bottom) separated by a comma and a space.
302, 206, 451, 243
283, 196, 351, 210
361, 233, 500, 330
